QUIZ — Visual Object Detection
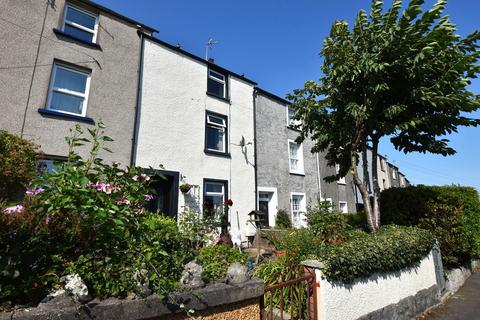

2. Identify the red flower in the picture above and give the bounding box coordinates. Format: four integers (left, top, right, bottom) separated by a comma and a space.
225, 199, 233, 206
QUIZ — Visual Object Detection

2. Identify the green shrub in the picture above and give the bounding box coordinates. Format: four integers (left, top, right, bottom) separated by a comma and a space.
255, 228, 324, 319
178, 209, 220, 249
381, 185, 480, 267
306, 200, 349, 243
197, 245, 246, 280
322, 225, 435, 283
275, 209, 292, 229
0, 123, 191, 308
344, 212, 368, 230
0, 131, 38, 200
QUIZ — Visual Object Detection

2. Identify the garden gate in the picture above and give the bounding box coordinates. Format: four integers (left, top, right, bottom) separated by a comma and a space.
259, 266, 317, 320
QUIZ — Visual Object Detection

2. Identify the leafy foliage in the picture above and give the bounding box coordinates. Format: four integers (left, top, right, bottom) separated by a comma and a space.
178, 209, 220, 249
0, 123, 191, 308
381, 185, 480, 267
0, 131, 38, 200
287, 0, 480, 232
344, 212, 368, 231
306, 200, 349, 243
196, 245, 246, 280
275, 209, 292, 229
255, 228, 325, 319
322, 225, 435, 283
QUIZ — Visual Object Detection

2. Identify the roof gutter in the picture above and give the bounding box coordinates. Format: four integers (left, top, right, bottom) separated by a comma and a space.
130, 30, 145, 167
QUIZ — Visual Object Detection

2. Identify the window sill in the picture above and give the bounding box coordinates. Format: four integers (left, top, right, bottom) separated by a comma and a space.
53, 28, 102, 50
206, 92, 230, 103
204, 149, 231, 158
289, 171, 305, 176
38, 108, 95, 124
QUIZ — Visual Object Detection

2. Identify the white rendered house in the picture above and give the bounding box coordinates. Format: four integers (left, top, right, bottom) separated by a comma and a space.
134, 35, 257, 243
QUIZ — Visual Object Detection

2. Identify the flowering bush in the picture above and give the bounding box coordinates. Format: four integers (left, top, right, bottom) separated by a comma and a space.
0, 123, 190, 308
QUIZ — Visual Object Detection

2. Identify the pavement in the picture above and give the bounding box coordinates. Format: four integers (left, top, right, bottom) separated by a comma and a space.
422, 272, 480, 320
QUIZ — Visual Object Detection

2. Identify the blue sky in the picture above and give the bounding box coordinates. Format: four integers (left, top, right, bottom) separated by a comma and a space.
95, 0, 480, 190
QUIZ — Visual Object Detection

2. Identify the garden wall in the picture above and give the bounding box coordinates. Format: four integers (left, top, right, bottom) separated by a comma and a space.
314, 250, 440, 320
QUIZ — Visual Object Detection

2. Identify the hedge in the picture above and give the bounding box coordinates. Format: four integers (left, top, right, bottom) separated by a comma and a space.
381, 185, 480, 267
321, 225, 435, 283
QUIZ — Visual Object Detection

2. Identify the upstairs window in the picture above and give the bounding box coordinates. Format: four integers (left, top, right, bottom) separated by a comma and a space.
336, 164, 346, 184
207, 69, 227, 99
62, 4, 98, 43
392, 169, 397, 180
46, 63, 91, 116
287, 107, 300, 127
203, 180, 227, 217
288, 140, 304, 174
205, 112, 228, 154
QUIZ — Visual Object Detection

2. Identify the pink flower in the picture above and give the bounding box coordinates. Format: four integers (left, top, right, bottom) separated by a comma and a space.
26, 187, 45, 196
90, 182, 114, 194
116, 196, 131, 205
144, 194, 154, 201
132, 174, 150, 182
4, 205, 24, 214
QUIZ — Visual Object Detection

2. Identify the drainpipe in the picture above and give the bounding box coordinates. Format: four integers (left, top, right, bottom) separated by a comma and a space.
315, 151, 322, 200
253, 89, 258, 211
130, 30, 145, 167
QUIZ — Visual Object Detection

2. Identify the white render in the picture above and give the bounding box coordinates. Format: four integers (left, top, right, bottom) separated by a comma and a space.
136, 38, 256, 242
315, 251, 437, 320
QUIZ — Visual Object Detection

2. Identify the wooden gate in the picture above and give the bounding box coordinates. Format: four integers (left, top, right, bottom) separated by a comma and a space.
259, 267, 317, 320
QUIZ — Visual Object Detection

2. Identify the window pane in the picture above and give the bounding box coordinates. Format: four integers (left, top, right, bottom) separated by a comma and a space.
207, 115, 225, 126
289, 143, 298, 159
288, 108, 295, 123
206, 126, 225, 152
209, 70, 225, 81
54, 67, 88, 93
66, 6, 96, 30
207, 78, 224, 97
205, 182, 224, 193
64, 24, 94, 42
50, 91, 84, 114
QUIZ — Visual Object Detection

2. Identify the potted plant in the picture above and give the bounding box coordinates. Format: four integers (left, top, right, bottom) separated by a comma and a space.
179, 182, 192, 193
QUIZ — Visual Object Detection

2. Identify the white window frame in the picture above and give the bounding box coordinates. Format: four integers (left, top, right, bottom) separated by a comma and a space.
206, 113, 227, 153
336, 164, 346, 184
204, 180, 227, 217
392, 169, 397, 180
62, 4, 99, 43
46, 63, 91, 117
290, 192, 307, 228
207, 69, 227, 98
288, 140, 304, 174
380, 158, 386, 172
286, 106, 300, 127
339, 201, 348, 213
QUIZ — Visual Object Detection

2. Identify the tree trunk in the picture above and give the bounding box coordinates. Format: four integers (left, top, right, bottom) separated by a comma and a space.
350, 150, 376, 232
370, 138, 381, 231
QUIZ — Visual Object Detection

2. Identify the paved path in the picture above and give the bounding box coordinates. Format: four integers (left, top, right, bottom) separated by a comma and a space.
423, 272, 480, 320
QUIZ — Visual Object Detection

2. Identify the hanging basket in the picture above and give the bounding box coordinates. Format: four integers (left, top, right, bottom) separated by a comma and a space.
179, 183, 192, 193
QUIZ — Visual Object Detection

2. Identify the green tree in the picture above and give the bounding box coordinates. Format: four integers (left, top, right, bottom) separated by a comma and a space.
288, 0, 480, 232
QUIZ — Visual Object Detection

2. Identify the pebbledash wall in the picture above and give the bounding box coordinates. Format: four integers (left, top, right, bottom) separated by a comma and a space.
314, 250, 440, 320
255, 89, 357, 227
135, 36, 257, 242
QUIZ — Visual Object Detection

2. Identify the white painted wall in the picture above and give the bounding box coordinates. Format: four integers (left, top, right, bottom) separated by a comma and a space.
315, 251, 437, 320
136, 39, 256, 242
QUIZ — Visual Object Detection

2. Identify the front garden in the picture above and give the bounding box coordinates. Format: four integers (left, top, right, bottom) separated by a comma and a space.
1, 123, 479, 318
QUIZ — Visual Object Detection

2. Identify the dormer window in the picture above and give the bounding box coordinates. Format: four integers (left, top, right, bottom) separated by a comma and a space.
62, 4, 99, 43
207, 69, 227, 99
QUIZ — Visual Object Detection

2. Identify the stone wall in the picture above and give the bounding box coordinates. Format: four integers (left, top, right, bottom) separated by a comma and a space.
0, 279, 264, 320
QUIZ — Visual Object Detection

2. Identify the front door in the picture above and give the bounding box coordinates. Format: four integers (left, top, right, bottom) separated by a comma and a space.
146, 170, 179, 219
258, 192, 270, 228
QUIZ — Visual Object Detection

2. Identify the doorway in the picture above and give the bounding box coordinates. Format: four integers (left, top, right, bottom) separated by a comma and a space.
146, 170, 179, 219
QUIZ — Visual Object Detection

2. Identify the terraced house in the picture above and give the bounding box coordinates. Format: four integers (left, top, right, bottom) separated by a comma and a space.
133, 35, 257, 244
254, 88, 357, 228
0, 0, 156, 166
